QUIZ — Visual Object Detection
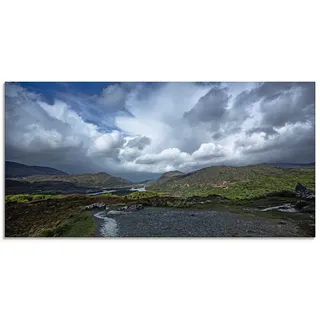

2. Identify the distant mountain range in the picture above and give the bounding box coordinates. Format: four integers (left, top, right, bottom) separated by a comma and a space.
6, 161, 68, 178
146, 163, 315, 195
20, 172, 132, 189
5, 179, 91, 195
262, 162, 315, 168
5, 161, 133, 194
5, 160, 315, 195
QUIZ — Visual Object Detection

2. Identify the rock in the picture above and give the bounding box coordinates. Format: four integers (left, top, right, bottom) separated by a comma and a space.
84, 202, 106, 210
294, 200, 308, 210
306, 194, 315, 201
295, 183, 314, 199
301, 204, 315, 214
265, 190, 296, 198
262, 204, 296, 212
106, 210, 121, 215
125, 204, 144, 211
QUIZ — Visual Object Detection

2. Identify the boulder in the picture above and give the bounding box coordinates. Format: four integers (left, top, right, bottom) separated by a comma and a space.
128, 204, 144, 211
301, 204, 315, 214
295, 183, 315, 199
261, 204, 296, 212
84, 202, 106, 210
294, 200, 308, 210
106, 210, 121, 215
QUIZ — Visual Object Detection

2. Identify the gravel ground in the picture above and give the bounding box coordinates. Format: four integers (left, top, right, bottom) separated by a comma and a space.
93, 207, 300, 237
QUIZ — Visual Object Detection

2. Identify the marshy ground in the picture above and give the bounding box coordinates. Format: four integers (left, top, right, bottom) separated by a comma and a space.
5, 193, 315, 238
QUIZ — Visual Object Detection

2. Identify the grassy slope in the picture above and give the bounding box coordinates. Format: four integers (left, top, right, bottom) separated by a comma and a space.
5, 194, 64, 203
5, 165, 315, 237
148, 166, 315, 199
5, 161, 68, 178
15, 172, 132, 188
5, 194, 117, 237
38, 211, 96, 237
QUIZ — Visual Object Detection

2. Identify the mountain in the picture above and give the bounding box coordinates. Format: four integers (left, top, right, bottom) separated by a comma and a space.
5, 179, 92, 195
134, 179, 156, 186
262, 162, 315, 168
149, 165, 286, 189
5, 161, 68, 178
15, 172, 133, 189
146, 164, 315, 196
147, 170, 186, 189
159, 170, 185, 179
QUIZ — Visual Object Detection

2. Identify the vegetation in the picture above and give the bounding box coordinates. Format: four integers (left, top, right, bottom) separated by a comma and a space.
5, 178, 90, 195
5, 160, 67, 178
99, 193, 120, 198
36, 212, 96, 237
148, 167, 315, 200
16, 172, 132, 188
5, 193, 64, 203
5, 164, 315, 237
126, 191, 161, 199
5, 195, 103, 237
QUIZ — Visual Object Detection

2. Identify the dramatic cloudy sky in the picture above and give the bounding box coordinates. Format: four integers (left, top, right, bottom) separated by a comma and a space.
5, 82, 315, 181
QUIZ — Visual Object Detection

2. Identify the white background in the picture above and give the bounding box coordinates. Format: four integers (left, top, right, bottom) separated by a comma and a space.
0, 1, 319, 319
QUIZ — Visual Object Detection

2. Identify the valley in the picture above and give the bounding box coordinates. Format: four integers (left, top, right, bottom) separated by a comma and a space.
4, 162, 315, 238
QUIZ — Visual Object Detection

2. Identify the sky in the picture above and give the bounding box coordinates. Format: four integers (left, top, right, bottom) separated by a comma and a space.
5, 82, 315, 181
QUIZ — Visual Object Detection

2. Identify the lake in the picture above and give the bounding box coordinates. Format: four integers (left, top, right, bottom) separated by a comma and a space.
88, 186, 146, 196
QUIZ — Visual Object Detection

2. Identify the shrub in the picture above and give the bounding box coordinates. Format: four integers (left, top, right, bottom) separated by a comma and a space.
127, 191, 160, 199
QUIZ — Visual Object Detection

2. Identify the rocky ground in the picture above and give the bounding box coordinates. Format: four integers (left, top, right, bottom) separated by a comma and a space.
93, 206, 300, 237
5, 183, 315, 237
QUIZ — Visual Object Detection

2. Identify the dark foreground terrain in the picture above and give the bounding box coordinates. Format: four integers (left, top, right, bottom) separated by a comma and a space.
5, 189, 315, 237
93, 207, 300, 237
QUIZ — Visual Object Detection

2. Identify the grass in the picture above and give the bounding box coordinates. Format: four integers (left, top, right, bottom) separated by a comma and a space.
5, 166, 315, 238
5, 193, 64, 203
35, 211, 96, 237
5, 192, 144, 237
5, 195, 101, 237
150, 169, 315, 200
18, 172, 131, 188
126, 191, 161, 199
99, 193, 120, 198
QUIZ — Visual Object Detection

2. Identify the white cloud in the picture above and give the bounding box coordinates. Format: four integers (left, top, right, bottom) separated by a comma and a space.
87, 131, 125, 157
5, 82, 315, 179
97, 84, 127, 110
192, 143, 225, 160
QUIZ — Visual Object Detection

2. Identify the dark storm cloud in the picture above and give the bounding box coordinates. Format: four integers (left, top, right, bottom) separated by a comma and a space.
212, 126, 242, 141
126, 136, 151, 150
259, 89, 315, 128
184, 84, 256, 138
5, 83, 127, 174
183, 87, 230, 126
235, 82, 315, 128
5, 82, 315, 179
238, 124, 315, 164
135, 158, 157, 165
246, 127, 279, 139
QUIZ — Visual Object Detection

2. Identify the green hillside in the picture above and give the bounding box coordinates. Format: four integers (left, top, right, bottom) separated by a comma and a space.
147, 165, 315, 199
15, 172, 132, 189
